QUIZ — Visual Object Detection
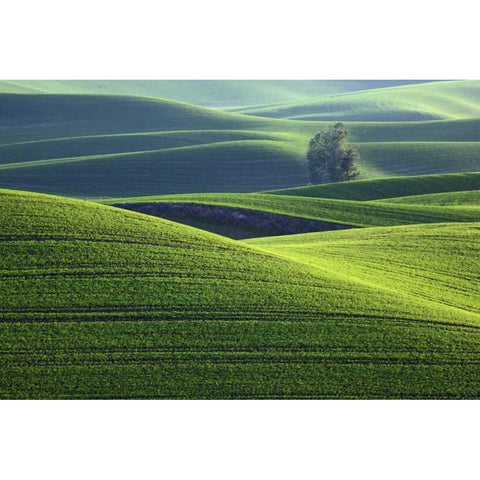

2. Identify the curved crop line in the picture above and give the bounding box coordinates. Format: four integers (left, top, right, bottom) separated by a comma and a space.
0, 139, 296, 170
0, 129, 292, 148
245, 241, 480, 328
231, 81, 480, 120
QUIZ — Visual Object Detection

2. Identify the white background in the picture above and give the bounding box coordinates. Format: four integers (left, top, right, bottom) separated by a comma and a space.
1, 1, 479, 479
3, 0, 479, 79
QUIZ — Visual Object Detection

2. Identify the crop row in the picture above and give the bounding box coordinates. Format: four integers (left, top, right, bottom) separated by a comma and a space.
2, 363, 480, 399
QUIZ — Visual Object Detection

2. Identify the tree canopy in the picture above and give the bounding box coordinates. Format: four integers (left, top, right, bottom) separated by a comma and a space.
306, 122, 360, 184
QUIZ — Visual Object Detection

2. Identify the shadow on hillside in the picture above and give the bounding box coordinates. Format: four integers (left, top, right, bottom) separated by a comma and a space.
115, 202, 352, 239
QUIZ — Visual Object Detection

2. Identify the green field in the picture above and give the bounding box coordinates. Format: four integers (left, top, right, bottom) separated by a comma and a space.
1, 189, 480, 398
0, 79, 432, 107
102, 192, 480, 227
1, 80, 480, 398
267, 172, 480, 200
2, 88, 480, 196
246, 223, 480, 318
379, 189, 480, 206
0, 137, 307, 196
231, 81, 480, 121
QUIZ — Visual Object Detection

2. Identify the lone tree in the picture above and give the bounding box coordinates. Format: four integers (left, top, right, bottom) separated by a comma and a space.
306, 122, 360, 184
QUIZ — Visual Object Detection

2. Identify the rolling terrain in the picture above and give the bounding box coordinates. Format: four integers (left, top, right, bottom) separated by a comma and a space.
267, 172, 480, 201
0, 136, 307, 197
246, 223, 480, 320
0, 79, 434, 107
1, 90, 480, 196
102, 191, 480, 228
380, 189, 480, 206
231, 81, 480, 121
1, 189, 480, 398
1, 79, 480, 399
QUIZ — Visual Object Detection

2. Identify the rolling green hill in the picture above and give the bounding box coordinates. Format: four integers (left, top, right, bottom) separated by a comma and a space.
246, 223, 480, 319
0, 80, 434, 107
232, 81, 480, 121
4, 80, 480, 400
0, 94, 310, 195
377, 189, 480, 206
3, 94, 480, 146
101, 192, 480, 227
4, 137, 480, 197
2, 188, 480, 399
0, 139, 307, 196
356, 142, 480, 176
268, 172, 480, 201
0, 130, 291, 166
0, 93, 279, 144
347, 119, 480, 143
2, 91, 480, 196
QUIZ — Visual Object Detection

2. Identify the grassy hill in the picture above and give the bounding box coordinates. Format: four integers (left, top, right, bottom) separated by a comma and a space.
351, 123, 480, 178
268, 172, 480, 201
2, 188, 480, 399
0, 94, 310, 195
232, 81, 480, 121
356, 142, 480, 176
0, 137, 307, 197
4, 137, 480, 197
347, 119, 480, 142
2, 91, 480, 196
3, 94, 480, 146
246, 223, 480, 319
0, 93, 279, 144
0, 130, 291, 166
0, 80, 434, 107
3, 80, 480, 399
377, 189, 480, 206
101, 192, 480, 227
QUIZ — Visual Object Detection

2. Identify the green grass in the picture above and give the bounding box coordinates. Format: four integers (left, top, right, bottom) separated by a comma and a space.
246, 222, 480, 321
0, 93, 309, 196
6, 138, 479, 197
268, 172, 480, 201
2, 189, 480, 398
101, 192, 480, 227
377, 189, 480, 206
347, 119, 480, 143
357, 142, 480, 176
0, 93, 281, 144
0, 140, 307, 197
3, 81, 480, 399
232, 80, 480, 121
0, 80, 433, 107
0, 130, 295, 165
2, 91, 480, 196
7, 188, 463, 323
